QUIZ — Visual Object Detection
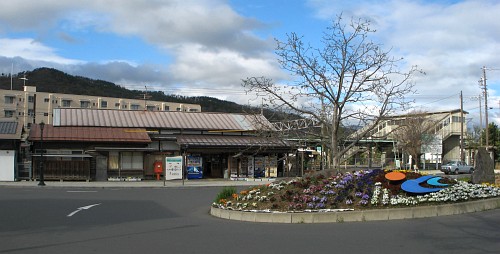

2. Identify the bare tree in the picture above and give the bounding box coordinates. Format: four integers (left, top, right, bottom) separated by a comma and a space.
466, 125, 482, 149
391, 111, 438, 169
243, 15, 420, 169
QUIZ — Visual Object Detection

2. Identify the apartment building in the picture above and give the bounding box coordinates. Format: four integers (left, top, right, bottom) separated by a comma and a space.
348, 109, 468, 168
1, 86, 202, 129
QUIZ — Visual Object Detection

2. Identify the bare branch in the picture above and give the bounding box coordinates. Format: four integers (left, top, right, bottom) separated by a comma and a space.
242, 14, 419, 169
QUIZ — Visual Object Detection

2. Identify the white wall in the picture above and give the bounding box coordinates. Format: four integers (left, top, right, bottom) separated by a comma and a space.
0, 150, 15, 181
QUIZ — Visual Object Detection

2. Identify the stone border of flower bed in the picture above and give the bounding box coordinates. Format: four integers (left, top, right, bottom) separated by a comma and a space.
210, 197, 500, 223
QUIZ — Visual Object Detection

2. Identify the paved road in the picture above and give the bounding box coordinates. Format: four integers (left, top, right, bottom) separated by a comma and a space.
1, 186, 499, 254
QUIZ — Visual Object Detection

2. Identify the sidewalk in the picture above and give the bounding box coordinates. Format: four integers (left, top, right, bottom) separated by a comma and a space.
3, 170, 498, 188
0, 178, 277, 188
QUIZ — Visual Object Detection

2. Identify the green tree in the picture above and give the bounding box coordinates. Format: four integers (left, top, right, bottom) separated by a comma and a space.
479, 123, 500, 161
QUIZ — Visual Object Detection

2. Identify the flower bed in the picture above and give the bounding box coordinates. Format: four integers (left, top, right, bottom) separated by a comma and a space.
212, 169, 500, 213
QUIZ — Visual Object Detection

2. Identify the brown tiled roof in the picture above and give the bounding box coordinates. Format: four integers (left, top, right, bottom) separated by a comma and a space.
53, 108, 273, 131
177, 135, 290, 148
28, 124, 151, 143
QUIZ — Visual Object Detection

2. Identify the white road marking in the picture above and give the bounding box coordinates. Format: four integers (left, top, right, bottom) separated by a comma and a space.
67, 191, 98, 193
67, 203, 101, 217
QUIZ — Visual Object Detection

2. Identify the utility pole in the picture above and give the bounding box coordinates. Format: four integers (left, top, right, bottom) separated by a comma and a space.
460, 91, 464, 161
481, 66, 489, 147
481, 66, 500, 147
471, 93, 483, 146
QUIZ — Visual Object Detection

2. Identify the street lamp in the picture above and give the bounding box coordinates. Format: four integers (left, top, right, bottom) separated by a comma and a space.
38, 121, 46, 186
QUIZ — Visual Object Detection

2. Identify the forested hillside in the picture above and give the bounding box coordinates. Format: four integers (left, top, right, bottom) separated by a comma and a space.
0, 67, 292, 120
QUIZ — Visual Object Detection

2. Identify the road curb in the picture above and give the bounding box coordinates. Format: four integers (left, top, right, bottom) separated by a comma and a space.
210, 197, 500, 223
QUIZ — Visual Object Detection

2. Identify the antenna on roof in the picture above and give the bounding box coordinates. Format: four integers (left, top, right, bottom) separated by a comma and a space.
140, 85, 152, 111
19, 74, 28, 87
10, 63, 13, 90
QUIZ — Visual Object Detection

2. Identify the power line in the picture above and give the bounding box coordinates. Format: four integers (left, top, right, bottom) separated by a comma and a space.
419, 94, 459, 105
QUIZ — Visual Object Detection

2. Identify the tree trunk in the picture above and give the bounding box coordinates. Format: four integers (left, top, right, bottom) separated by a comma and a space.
331, 108, 340, 170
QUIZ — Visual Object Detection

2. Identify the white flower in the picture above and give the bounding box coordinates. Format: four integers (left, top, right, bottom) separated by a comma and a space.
371, 185, 381, 206
382, 188, 390, 206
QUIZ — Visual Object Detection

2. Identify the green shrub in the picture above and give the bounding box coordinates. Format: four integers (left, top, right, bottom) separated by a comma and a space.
214, 186, 237, 203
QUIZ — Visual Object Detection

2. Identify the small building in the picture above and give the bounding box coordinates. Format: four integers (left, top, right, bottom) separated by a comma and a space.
28, 108, 292, 181
347, 109, 467, 169
28, 124, 151, 181
0, 120, 23, 181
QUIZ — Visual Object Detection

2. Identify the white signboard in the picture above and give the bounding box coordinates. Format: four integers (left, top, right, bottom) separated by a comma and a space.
165, 156, 183, 180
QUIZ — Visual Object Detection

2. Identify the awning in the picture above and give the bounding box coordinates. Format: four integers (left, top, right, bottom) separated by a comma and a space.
93, 147, 157, 151
32, 154, 93, 158
176, 135, 290, 149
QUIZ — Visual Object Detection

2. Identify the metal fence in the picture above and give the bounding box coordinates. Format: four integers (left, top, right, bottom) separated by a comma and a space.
32, 160, 90, 181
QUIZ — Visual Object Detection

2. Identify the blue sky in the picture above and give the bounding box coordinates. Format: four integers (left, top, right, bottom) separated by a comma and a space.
0, 0, 500, 127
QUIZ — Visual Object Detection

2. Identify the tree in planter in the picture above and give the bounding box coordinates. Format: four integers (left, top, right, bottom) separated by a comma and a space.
243, 15, 420, 170
391, 111, 438, 170
481, 123, 500, 162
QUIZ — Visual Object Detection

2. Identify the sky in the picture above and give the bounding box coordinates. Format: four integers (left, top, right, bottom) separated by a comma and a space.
0, 0, 500, 127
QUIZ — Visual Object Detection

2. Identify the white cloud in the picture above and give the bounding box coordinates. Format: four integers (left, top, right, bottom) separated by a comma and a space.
306, 0, 500, 125
3, 0, 498, 120
0, 0, 270, 55
0, 0, 285, 105
168, 43, 285, 84
0, 38, 82, 65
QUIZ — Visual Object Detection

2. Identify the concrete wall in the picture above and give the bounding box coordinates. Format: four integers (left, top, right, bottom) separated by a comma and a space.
211, 197, 500, 223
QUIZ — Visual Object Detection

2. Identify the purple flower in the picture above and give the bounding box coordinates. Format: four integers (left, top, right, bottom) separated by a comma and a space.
362, 194, 370, 200
345, 199, 353, 205
307, 202, 315, 208
316, 202, 326, 209
355, 192, 363, 197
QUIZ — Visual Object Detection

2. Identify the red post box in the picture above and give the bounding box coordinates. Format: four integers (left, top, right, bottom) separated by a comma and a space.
154, 161, 163, 180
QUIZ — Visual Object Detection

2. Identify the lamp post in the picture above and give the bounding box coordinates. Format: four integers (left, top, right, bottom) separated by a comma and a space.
38, 121, 46, 186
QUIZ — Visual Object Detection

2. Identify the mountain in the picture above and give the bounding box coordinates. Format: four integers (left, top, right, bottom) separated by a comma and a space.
0, 67, 292, 120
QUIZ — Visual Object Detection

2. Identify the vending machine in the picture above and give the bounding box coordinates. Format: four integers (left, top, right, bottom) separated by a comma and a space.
186, 156, 203, 179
